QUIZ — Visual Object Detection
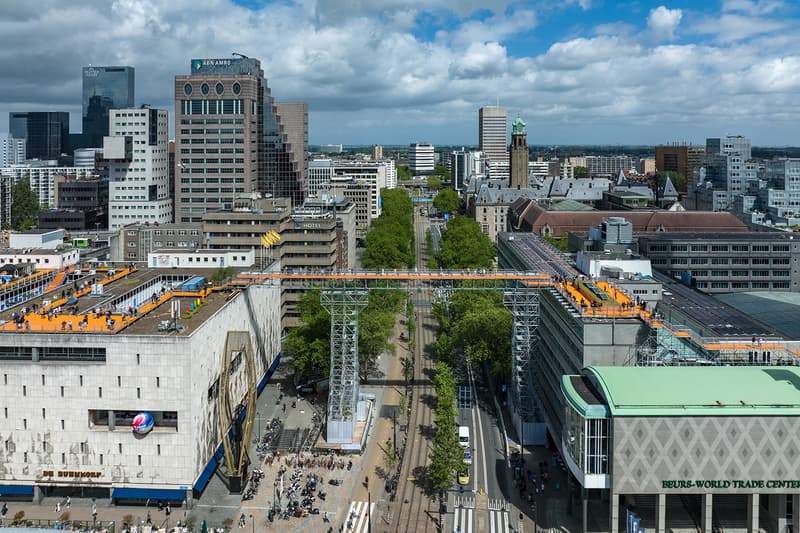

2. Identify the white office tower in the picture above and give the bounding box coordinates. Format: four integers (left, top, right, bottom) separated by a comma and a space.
1, 136, 25, 166
105, 108, 173, 230
479, 106, 508, 177
409, 143, 435, 174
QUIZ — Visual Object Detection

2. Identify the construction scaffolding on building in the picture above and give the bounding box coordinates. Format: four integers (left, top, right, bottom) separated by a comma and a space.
503, 281, 544, 444
321, 282, 369, 444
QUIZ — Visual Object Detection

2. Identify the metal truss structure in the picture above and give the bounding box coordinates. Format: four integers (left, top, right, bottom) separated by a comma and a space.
503, 282, 541, 426
217, 331, 257, 493
321, 283, 369, 444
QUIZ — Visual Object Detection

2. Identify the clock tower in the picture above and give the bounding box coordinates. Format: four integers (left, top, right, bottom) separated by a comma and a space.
509, 113, 529, 189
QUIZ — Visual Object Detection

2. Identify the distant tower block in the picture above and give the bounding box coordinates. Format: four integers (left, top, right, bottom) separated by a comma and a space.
509, 113, 529, 189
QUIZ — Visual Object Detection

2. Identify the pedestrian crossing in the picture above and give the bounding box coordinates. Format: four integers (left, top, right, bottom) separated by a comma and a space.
488, 498, 509, 511
488, 508, 510, 533
453, 505, 473, 533
345, 501, 375, 533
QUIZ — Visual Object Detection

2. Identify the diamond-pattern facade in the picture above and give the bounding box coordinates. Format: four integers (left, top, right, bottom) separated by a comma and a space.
613, 416, 800, 494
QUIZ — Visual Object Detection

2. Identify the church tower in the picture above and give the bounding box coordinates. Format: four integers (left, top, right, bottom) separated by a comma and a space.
509, 113, 529, 189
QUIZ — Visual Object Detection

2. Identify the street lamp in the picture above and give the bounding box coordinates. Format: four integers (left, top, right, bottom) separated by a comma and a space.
249, 513, 254, 533
365, 476, 372, 533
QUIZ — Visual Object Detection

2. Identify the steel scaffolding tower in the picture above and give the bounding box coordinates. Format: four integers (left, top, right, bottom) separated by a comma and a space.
322, 284, 369, 444
503, 282, 541, 439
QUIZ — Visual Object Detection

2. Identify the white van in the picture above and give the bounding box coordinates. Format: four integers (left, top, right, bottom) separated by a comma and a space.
458, 426, 470, 448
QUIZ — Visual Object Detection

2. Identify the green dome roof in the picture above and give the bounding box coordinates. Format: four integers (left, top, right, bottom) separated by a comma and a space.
512, 113, 526, 135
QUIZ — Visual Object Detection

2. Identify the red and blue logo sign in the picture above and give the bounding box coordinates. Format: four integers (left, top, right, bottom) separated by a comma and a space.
132, 412, 154, 435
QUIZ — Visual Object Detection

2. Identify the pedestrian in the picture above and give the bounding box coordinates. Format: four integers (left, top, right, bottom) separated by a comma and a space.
166, 503, 171, 517
66, 496, 70, 509
1, 502, 8, 518
56, 501, 61, 513
283, 403, 286, 413
147, 511, 152, 525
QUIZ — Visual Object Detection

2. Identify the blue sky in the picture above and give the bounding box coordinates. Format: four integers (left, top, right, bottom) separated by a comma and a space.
1, 0, 799, 146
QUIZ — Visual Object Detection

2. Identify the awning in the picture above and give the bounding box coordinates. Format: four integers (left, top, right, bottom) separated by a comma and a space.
0, 485, 34, 495
112, 487, 186, 501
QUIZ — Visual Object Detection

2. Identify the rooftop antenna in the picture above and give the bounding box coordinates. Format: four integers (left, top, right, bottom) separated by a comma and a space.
232, 52, 249, 59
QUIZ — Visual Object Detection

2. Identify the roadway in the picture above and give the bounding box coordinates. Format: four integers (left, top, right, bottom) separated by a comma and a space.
392, 207, 439, 532
390, 210, 516, 533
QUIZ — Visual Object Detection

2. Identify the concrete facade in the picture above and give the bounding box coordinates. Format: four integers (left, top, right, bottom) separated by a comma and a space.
0, 279, 280, 501
107, 108, 172, 230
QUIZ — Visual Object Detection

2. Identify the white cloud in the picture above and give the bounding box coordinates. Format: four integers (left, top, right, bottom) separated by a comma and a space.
0, 0, 799, 145
647, 6, 682, 41
722, 0, 784, 15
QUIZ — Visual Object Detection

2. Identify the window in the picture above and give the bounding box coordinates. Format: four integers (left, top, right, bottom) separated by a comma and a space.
80, 375, 83, 386
201, 83, 209, 95
137, 387, 141, 399
61, 420, 65, 430
157, 444, 161, 455
22, 385, 26, 396
41, 375, 45, 386
215, 82, 224, 95
156, 377, 160, 388
138, 455, 142, 466
42, 408, 46, 419
100, 454, 103, 465
23, 419, 27, 429
99, 386, 102, 398
119, 443, 123, 453
117, 376, 121, 387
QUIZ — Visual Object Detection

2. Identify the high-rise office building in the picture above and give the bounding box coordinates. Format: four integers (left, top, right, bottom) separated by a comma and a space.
1, 136, 25, 166
16, 112, 70, 160
509, 114, 529, 189
372, 145, 383, 160
174, 57, 305, 221
479, 106, 508, 166
104, 107, 172, 230
706, 135, 751, 160
82, 66, 135, 148
655, 144, 705, 179
273, 101, 308, 203
409, 143, 434, 174
9, 112, 28, 141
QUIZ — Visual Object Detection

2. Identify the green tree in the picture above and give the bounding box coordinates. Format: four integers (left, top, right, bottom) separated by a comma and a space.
397, 164, 412, 181
282, 290, 331, 379
573, 166, 589, 178
362, 189, 415, 269
11, 177, 40, 230
428, 362, 464, 490
433, 291, 512, 378
358, 308, 395, 382
437, 216, 495, 269
433, 188, 460, 214
427, 176, 442, 190
655, 171, 688, 193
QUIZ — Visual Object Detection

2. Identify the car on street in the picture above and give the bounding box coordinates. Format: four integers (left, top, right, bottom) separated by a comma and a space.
463, 448, 473, 466
458, 470, 470, 486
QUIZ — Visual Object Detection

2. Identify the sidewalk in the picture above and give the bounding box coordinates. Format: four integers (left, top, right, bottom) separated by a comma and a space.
351, 315, 408, 524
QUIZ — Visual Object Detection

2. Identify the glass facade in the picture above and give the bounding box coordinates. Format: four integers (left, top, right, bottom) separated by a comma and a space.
25, 112, 69, 160
564, 402, 609, 476
82, 66, 135, 148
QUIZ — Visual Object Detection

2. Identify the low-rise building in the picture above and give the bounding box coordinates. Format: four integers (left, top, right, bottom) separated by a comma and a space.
638, 232, 800, 293
0, 266, 280, 505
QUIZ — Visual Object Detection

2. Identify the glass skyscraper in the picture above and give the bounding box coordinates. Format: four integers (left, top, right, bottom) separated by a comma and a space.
82, 66, 135, 147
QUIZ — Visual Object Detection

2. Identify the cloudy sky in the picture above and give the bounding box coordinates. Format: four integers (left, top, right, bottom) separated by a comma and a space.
1, 0, 799, 146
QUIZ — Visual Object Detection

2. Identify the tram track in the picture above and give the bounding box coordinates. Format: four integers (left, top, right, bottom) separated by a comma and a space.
393, 210, 438, 532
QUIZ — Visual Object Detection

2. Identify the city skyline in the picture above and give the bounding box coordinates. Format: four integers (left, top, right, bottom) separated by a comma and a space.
0, 0, 799, 146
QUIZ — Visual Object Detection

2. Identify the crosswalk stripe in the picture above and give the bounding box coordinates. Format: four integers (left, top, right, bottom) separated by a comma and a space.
345, 501, 375, 533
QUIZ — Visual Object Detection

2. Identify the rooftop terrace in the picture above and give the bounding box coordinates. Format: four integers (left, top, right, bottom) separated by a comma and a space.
0, 267, 228, 336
